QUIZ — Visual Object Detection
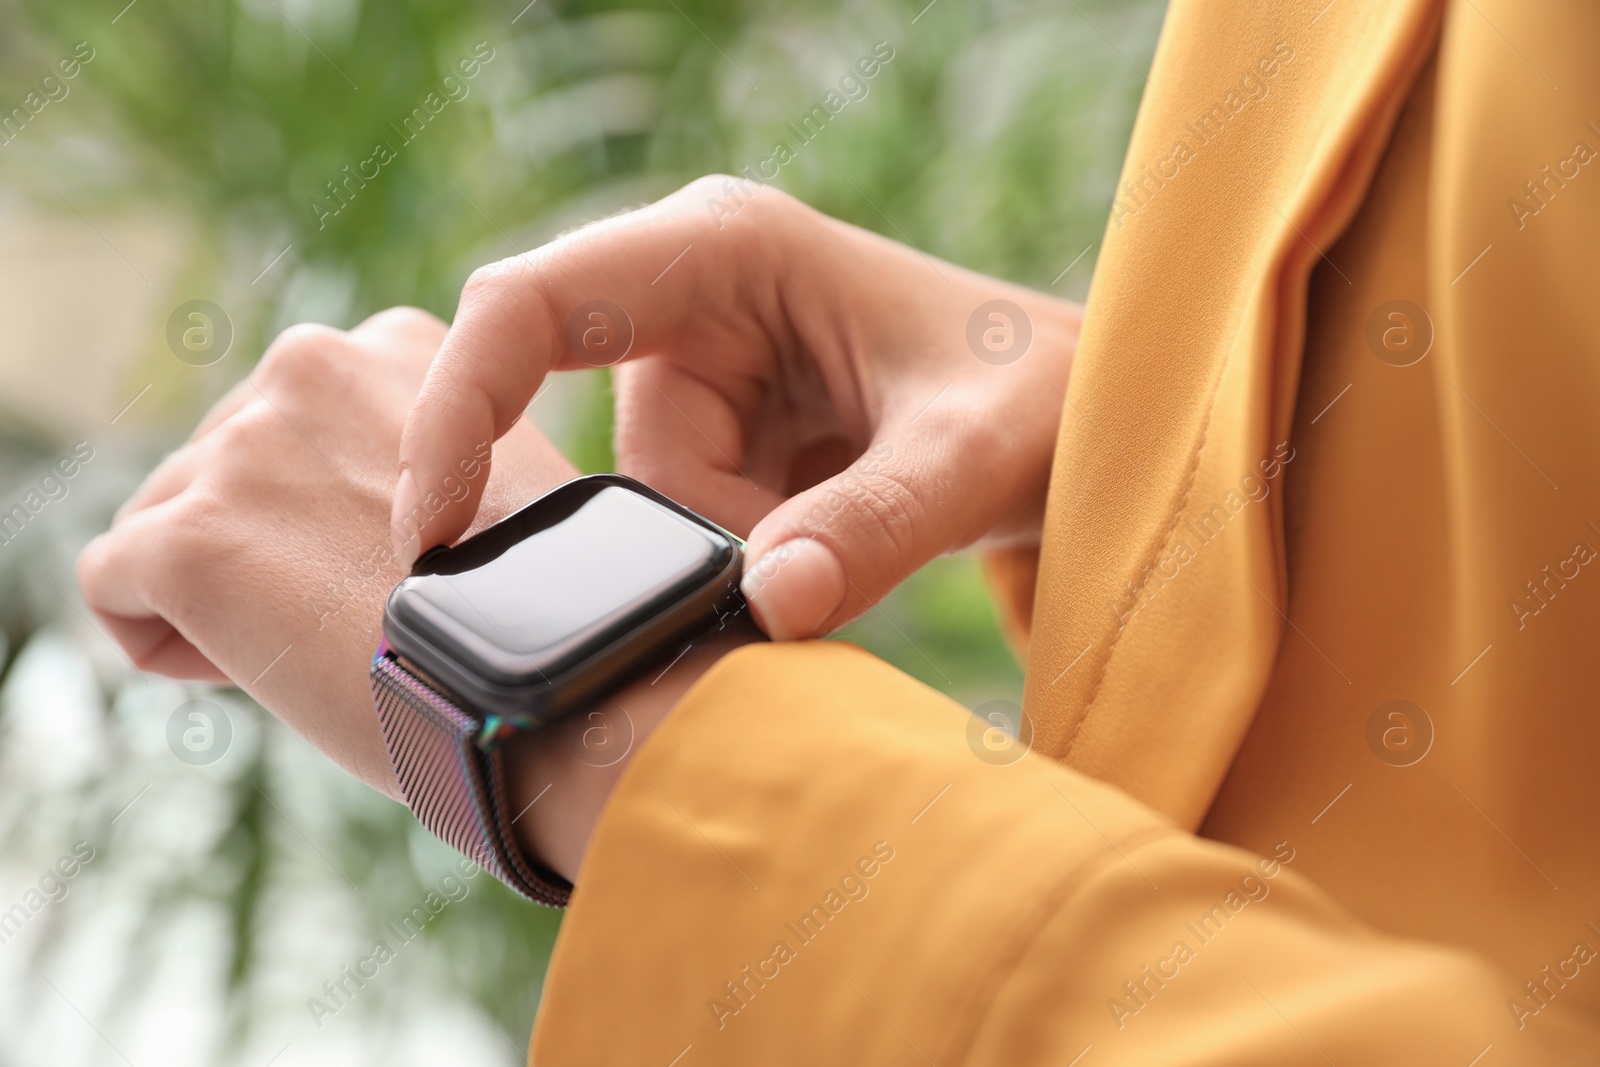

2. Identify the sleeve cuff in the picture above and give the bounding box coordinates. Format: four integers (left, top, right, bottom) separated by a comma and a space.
531, 640, 1170, 1063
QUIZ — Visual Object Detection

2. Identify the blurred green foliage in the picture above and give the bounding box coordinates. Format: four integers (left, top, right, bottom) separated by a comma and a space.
0, 0, 1164, 1059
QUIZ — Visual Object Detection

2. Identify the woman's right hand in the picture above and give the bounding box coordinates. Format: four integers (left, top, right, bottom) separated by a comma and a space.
393, 176, 1083, 639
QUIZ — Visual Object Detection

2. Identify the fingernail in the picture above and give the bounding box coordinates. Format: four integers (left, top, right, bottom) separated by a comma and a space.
740, 538, 846, 641
390, 468, 423, 570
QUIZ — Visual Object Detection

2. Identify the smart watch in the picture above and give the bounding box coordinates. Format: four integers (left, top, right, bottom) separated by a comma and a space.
370, 473, 752, 906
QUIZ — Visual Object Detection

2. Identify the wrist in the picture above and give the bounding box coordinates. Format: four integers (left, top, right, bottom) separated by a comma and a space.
505, 626, 762, 883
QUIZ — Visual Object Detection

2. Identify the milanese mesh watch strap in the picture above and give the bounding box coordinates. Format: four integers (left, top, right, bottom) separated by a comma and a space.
369, 642, 572, 907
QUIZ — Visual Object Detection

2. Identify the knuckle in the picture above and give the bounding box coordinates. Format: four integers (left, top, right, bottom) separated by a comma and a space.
258, 323, 350, 385
460, 260, 550, 327
677, 172, 799, 235
462, 264, 502, 295
203, 406, 265, 454
357, 305, 444, 336
265, 321, 345, 353
462, 260, 525, 302
678, 173, 741, 203
192, 407, 293, 489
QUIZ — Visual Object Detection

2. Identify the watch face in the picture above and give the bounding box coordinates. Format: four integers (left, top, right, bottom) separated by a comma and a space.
383, 475, 737, 713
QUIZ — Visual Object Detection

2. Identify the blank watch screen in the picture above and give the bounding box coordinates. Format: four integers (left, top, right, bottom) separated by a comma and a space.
385, 479, 732, 690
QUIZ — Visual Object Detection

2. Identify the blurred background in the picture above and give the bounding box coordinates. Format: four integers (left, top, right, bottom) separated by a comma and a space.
0, 0, 1163, 1063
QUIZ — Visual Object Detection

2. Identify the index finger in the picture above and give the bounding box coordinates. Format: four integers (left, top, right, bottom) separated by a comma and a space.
390, 174, 771, 565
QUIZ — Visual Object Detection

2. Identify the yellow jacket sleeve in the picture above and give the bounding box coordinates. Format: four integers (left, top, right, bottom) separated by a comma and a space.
531, 642, 1596, 1063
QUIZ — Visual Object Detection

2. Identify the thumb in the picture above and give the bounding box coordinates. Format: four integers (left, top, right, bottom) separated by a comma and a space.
739, 429, 996, 641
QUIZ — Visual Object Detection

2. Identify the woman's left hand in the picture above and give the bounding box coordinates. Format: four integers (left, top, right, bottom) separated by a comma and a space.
77, 307, 579, 796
